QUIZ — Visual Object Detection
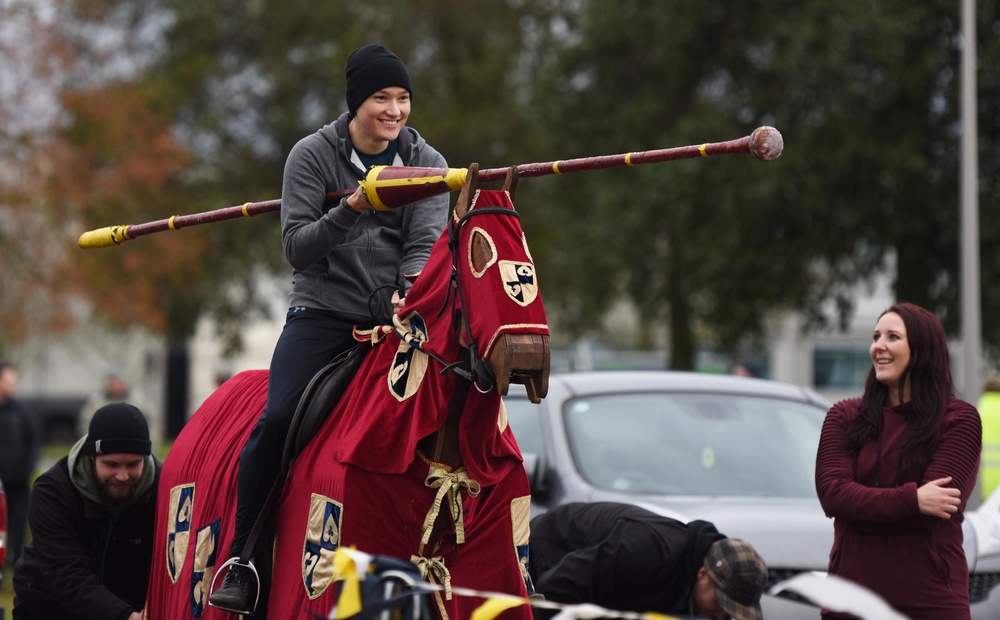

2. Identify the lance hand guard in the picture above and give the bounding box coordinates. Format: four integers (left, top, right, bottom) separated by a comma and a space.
360, 166, 469, 211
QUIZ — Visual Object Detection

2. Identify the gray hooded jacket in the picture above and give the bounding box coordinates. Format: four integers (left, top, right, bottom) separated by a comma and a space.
280, 113, 449, 323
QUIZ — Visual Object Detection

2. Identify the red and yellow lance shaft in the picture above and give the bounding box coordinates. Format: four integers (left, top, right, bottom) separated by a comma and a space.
78, 126, 782, 249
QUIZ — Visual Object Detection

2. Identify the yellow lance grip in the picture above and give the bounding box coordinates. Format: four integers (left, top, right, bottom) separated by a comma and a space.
78, 225, 131, 249
359, 166, 469, 211
443, 168, 468, 191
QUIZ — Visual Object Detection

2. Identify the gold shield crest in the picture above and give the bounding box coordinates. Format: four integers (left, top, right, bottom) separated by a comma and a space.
189, 519, 220, 617
302, 493, 343, 600
511, 495, 534, 594
499, 260, 538, 306
166, 483, 195, 584
388, 312, 429, 402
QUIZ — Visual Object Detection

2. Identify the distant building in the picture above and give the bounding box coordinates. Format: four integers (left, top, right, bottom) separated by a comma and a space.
11, 261, 982, 439
11, 324, 165, 443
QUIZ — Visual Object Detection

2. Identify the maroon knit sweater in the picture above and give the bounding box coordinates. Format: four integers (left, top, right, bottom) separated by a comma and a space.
815, 397, 981, 619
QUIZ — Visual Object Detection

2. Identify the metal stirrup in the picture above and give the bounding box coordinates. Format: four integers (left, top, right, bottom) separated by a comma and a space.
208, 557, 260, 614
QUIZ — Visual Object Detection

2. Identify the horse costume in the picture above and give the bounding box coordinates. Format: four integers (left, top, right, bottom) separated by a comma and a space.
146, 167, 551, 620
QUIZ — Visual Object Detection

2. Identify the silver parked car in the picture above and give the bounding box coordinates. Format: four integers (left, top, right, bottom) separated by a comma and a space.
504, 371, 1000, 619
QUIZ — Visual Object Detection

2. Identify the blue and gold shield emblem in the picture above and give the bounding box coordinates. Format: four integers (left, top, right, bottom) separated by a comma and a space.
189, 519, 220, 617
510, 495, 534, 595
499, 260, 538, 306
303, 493, 343, 600
166, 483, 194, 583
389, 312, 429, 401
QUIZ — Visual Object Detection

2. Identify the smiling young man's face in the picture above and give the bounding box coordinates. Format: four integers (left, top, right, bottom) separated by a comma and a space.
871, 311, 911, 402
94, 453, 146, 505
350, 86, 410, 155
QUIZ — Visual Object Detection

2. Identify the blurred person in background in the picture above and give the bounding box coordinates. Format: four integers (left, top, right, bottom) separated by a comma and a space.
815, 302, 981, 620
729, 361, 762, 378
78, 373, 159, 447
0, 360, 40, 567
13, 402, 160, 620
214, 368, 234, 388
980, 374, 1000, 501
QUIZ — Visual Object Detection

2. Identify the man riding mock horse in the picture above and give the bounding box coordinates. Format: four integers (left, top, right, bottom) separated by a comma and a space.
147, 164, 550, 619
209, 42, 450, 614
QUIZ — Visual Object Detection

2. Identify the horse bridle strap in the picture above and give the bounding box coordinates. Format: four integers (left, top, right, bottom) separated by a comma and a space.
389, 206, 520, 390
444, 206, 522, 391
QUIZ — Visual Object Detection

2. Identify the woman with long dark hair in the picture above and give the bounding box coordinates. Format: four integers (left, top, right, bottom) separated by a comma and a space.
815, 302, 982, 619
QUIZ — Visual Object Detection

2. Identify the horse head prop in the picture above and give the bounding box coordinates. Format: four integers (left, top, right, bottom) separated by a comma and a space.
399, 163, 549, 404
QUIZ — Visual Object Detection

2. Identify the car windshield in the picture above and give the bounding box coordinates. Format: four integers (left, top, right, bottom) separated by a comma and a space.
563, 391, 825, 498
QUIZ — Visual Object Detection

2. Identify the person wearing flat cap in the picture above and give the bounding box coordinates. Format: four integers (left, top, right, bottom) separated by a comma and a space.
13, 402, 161, 620
209, 42, 449, 614
528, 502, 768, 620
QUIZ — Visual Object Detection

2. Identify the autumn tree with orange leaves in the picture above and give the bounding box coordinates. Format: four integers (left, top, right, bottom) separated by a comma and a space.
2, 65, 189, 349
1, 6, 161, 344
0, 1, 279, 359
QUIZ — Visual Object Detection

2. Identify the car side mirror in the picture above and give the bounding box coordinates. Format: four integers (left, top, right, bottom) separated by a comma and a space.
522, 452, 548, 498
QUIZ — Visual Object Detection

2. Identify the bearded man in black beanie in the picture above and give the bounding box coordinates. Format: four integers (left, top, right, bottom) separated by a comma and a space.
209, 43, 449, 614
13, 402, 161, 620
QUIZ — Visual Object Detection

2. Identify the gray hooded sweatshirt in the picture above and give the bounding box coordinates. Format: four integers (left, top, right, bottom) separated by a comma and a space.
280, 112, 450, 324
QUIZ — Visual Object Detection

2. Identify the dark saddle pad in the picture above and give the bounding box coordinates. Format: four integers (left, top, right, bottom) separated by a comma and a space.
280, 343, 370, 473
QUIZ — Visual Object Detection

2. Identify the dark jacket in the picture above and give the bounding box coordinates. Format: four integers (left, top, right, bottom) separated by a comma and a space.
13, 445, 161, 620
816, 397, 981, 620
0, 397, 39, 486
528, 502, 724, 616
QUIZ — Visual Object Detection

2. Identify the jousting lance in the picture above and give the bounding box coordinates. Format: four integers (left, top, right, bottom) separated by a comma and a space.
78, 126, 783, 249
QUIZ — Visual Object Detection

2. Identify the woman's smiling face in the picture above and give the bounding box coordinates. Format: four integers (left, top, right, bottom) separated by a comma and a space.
871, 311, 911, 402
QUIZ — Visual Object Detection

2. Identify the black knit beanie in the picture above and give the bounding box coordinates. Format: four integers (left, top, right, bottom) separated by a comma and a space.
82, 402, 152, 456
345, 43, 412, 117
